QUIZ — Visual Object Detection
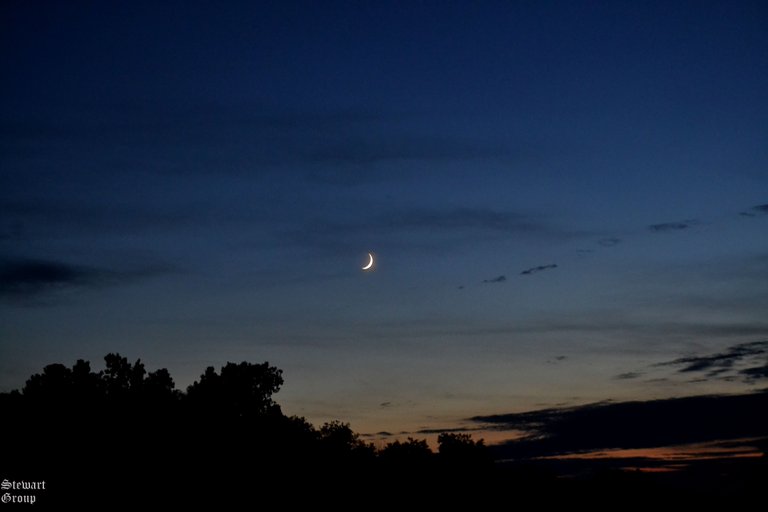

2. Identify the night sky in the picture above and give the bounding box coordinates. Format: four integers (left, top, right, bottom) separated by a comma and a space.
2, 1, 767, 439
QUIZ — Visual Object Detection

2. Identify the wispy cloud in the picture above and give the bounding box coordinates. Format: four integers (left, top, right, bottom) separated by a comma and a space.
614, 371, 642, 380
655, 340, 768, 382
520, 264, 557, 275
0, 257, 172, 302
385, 208, 550, 234
293, 207, 555, 237
739, 203, 768, 217
648, 221, 692, 232
282, 207, 566, 253
482, 275, 506, 284
2, 105, 509, 186
299, 135, 507, 168
741, 364, 768, 380
0, 200, 198, 238
597, 237, 621, 247
0, 259, 106, 297
416, 426, 481, 435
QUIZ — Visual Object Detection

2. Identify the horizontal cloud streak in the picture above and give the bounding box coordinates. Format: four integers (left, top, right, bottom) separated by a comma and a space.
2, 105, 510, 183
384, 208, 554, 235
520, 264, 557, 275
0, 259, 100, 296
280, 207, 568, 253
299, 136, 507, 167
739, 203, 768, 217
614, 372, 642, 380
0, 200, 199, 238
597, 237, 621, 247
473, 391, 768, 459
656, 340, 768, 382
0, 257, 173, 301
648, 221, 690, 232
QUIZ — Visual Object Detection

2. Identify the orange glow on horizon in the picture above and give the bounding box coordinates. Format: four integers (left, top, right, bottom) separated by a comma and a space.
538, 437, 765, 470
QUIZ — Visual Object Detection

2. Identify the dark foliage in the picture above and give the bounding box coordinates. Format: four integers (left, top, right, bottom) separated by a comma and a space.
0, 354, 494, 507
2, 354, 764, 507
186, 361, 283, 417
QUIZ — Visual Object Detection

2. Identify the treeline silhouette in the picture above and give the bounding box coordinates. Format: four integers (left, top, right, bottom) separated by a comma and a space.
1, 355, 493, 506
3, 354, 764, 506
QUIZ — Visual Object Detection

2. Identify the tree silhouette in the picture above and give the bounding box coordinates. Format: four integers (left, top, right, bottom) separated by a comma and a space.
3, 354, 504, 505
380, 437, 433, 469
438, 432, 485, 454
4, 352, 764, 506
186, 361, 283, 418
71, 359, 102, 399
320, 420, 375, 452
102, 353, 147, 398
438, 432, 491, 469
23, 363, 76, 400
143, 367, 177, 398
319, 420, 360, 449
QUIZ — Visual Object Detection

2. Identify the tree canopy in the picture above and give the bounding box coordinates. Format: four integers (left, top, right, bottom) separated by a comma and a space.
1, 353, 498, 506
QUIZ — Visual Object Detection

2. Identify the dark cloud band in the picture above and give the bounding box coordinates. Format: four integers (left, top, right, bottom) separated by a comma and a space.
0, 257, 173, 301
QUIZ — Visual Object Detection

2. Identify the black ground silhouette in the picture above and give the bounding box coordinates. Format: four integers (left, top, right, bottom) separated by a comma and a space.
1, 355, 765, 507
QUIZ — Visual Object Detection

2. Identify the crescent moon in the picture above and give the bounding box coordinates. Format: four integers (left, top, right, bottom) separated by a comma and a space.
362, 252, 374, 270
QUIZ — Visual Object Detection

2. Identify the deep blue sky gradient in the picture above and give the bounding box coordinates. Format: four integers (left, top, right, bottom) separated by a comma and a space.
2, 1, 767, 437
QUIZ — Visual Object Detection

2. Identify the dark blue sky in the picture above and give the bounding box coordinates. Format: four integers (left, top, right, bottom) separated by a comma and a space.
2, 1, 767, 438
